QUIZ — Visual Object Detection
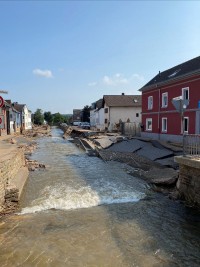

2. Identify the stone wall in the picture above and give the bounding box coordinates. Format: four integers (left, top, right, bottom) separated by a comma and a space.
175, 156, 200, 205
0, 147, 28, 210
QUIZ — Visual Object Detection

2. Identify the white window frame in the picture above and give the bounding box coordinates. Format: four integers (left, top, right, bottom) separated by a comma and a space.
148, 96, 153, 110
183, 117, 189, 133
146, 118, 152, 131
182, 87, 189, 100
162, 117, 167, 132
162, 92, 168, 108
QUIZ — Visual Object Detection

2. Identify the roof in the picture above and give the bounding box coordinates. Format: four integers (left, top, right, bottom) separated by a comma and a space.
4, 100, 20, 113
12, 103, 26, 112
140, 56, 200, 92
96, 98, 103, 110
4, 100, 11, 108
103, 95, 141, 107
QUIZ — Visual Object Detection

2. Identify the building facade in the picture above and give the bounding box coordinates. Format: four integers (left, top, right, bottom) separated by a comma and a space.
139, 56, 200, 142
103, 94, 142, 132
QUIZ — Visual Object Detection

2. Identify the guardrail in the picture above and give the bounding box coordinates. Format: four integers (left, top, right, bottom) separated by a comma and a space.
183, 134, 200, 157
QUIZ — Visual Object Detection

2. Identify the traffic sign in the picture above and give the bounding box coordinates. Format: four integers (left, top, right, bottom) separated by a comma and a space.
0, 96, 4, 108
0, 115, 4, 129
172, 96, 189, 113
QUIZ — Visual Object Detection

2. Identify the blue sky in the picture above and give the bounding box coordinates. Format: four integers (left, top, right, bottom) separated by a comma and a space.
0, 1, 200, 114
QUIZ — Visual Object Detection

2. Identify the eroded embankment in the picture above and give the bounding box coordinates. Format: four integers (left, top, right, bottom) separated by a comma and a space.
61, 125, 180, 199
0, 142, 28, 215
0, 125, 50, 216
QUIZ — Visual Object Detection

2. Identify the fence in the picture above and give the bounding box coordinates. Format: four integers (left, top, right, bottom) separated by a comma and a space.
183, 134, 200, 157
121, 122, 141, 137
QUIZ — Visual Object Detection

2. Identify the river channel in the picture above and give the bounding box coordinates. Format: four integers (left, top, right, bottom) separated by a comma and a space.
0, 128, 200, 267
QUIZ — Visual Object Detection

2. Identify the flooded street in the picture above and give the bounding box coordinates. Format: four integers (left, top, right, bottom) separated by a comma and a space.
0, 128, 200, 267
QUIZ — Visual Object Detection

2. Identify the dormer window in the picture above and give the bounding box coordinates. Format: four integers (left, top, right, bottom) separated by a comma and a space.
168, 69, 181, 78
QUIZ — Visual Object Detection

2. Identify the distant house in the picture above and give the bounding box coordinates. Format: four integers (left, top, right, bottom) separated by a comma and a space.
72, 109, 82, 125
139, 56, 200, 142
5, 100, 21, 134
90, 99, 104, 131
12, 103, 32, 130
0, 101, 10, 136
103, 94, 142, 131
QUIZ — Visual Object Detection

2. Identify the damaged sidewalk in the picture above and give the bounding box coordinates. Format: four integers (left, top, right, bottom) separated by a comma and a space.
62, 126, 182, 194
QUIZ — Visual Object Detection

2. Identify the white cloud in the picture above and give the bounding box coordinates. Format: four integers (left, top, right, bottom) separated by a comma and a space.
33, 68, 53, 78
102, 72, 144, 86
131, 73, 144, 82
103, 73, 129, 86
103, 75, 115, 85
88, 82, 97, 87
103, 74, 126, 86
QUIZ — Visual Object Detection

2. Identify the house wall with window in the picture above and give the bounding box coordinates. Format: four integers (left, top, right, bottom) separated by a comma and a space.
103, 95, 142, 132
140, 56, 200, 142
90, 99, 104, 131
96, 108, 105, 131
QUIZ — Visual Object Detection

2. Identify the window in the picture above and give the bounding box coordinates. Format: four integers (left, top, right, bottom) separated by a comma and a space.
162, 92, 168, 107
146, 118, 152, 131
182, 87, 189, 100
183, 117, 189, 133
105, 119, 108, 123
136, 113, 139, 117
162, 118, 167, 132
148, 96, 153, 110
104, 108, 108, 113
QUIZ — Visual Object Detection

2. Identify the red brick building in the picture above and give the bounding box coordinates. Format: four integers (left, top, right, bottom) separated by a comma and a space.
139, 56, 200, 142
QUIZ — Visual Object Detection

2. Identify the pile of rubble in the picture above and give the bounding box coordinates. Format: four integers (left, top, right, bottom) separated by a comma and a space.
25, 159, 46, 171
23, 124, 52, 138
63, 128, 182, 195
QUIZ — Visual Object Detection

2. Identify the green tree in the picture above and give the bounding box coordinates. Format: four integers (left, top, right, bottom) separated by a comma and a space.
44, 111, 53, 125
82, 105, 91, 122
53, 112, 65, 125
34, 109, 44, 125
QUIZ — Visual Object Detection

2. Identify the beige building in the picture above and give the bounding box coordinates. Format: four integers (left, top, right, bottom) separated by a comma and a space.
103, 94, 142, 131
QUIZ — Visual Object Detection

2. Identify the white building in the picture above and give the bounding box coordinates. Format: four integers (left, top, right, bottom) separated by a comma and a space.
13, 103, 32, 130
103, 94, 142, 131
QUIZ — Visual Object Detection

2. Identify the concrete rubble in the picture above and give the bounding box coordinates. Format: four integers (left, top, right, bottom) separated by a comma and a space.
61, 126, 181, 193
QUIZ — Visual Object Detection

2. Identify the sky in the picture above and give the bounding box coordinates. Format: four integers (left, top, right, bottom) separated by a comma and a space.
0, 0, 200, 114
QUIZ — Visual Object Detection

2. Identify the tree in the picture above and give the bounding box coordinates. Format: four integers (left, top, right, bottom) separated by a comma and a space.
33, 109, 44, 125
53, 112, 65, 125
44, 111, 53, 125
82, 105, 91, 122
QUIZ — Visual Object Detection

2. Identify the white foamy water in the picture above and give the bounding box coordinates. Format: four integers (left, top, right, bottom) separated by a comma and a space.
20, 181, 145, 214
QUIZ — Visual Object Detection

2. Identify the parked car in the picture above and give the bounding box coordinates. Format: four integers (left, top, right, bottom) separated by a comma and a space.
80, 122, 90, 129
73, 121, 81, 126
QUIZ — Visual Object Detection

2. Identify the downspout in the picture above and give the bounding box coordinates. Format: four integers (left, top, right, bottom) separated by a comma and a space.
158, 88, 160, 140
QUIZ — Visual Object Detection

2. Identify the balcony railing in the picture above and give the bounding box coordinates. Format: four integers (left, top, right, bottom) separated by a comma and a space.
183, 134, 200, 157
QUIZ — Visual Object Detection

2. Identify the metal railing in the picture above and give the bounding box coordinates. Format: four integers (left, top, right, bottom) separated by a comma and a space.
183, 134, 200, 157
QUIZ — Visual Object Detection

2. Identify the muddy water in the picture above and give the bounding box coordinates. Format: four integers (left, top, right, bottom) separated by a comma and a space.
0, 128, 200, 267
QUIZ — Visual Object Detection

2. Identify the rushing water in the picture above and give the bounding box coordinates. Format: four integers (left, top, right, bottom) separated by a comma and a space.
0, 128, 200, 267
